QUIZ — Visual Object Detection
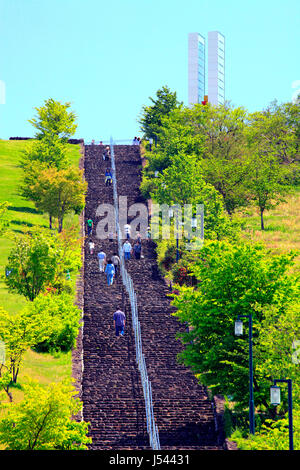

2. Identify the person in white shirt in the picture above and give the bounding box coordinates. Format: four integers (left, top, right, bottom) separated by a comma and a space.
123, 241, 132, 260
124, 223, 131, 240
88, 240, 95, 254
97, 250, 106, 272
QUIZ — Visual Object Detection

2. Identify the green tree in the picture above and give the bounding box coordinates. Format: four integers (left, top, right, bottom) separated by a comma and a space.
196, 102, 251, 215
255, 302, 300, 410
153, 153, 238, 240
5, 228, 82, 300
171, 240, 298, 411
29, 293, 81, 353
5, 230, 59, 301
0, 306, 53, 392
246, 150, 289, 230
22, 166, 86, 232
21, 135, 69, 171
29, 98, 77, 142
50, 226, 82, 294
0, 380, 91, 450
139, 85, 182, 140
142, 102, 252, 215
246, 106, 298, 229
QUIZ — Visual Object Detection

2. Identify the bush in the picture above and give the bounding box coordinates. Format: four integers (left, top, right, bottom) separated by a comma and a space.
231, 407, 300, 450
27, 292, 81, 353
172, 259, 195, 286
0, 380, 91, 450
156, 239, 177, 272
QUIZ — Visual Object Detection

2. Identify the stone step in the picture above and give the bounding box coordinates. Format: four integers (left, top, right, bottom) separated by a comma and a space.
80, 144, 223, 450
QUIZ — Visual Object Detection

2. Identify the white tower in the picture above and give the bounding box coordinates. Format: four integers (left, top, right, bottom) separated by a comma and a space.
188, 33, 205, 105
207, 31, 225, 106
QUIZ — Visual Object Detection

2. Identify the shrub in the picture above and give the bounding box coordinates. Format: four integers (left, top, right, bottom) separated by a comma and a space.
27, 292, 81, 353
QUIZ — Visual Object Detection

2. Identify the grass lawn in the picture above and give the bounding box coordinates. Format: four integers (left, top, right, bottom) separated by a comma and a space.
237, 187, 300, 274
0, 139, 82, 402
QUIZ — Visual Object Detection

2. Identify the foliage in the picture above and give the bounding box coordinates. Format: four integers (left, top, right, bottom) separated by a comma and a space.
231, 407, 300, 450
245, 104, 300, 229
255, 302, 300, 409
143, 102, 251, 215
192, 102, 251, 215
171, 240, 298, 410
172, 259, 195, 286
152, 153, 240, 241
141, 100, 299, 229
155, 238, 178, 273
20, 135, 69, 170
0, 305, 53, 392
21, 166, 86, 232
51, 226, 82, 294
0, 380, 91, 450
246, 150, 290, 230
4, 228, 81, 301
5, 230, 59, 301
28, 98, 77, 142
246, 101, 300, 166
139, 85, 182, 140
20, 163, 86, 231
29, 292, 81, 353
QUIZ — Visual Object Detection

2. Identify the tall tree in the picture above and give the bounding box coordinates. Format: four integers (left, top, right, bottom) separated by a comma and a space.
5, 230, 59, 301
142, 102, 252, 215
0, 306, 53, 390
139, 85, 182, 139
246, 108, 294, 229
246, 151, 288, 230
152, 153, 237, 240
29, 98, 77, 142
25, 167, 86, 232
171, 240, 298, 411
21, 135, 69, 170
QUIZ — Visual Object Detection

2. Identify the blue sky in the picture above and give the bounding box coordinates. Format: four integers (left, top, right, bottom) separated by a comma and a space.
0, 0, 299, 142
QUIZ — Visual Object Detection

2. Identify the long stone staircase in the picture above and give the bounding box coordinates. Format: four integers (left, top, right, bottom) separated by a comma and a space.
81, 143, 224, 450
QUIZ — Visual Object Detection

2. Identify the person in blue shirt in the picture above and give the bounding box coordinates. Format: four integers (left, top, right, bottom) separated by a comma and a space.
123, 240, 132, 260
105, 259, 115, 286
105, 169, 112, 186
113, 309, 126, 337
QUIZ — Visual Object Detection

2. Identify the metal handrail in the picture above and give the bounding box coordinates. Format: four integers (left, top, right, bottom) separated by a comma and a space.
86, 139, 142, 146
110, 137, 160, 450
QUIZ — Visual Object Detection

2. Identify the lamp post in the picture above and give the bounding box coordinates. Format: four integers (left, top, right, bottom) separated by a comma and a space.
235, 313, 255, 435
191, 213, 197, 231
270, 379, 293, 451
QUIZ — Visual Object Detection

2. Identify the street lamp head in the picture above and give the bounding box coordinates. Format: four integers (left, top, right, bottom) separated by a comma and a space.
270, 385, 281, 406
235, 319, 243, 336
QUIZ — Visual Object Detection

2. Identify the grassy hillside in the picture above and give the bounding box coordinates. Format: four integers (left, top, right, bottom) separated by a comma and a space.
0, 139, 82, 401
237, 188, 300, 274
